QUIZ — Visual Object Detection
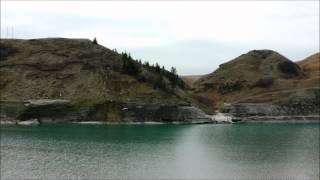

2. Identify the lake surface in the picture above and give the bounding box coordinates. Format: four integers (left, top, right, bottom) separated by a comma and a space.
1, 123, 319, 179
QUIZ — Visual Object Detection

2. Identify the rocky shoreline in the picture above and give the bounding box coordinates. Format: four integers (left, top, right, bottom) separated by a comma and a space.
219, 102, 320, 123
231, 115, 320, 123
1, 99, 319, 125
0, 99, 215, 125
2, 116, 319, 125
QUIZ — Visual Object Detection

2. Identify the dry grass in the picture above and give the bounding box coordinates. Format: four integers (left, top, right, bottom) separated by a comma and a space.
297, 53, 319, 78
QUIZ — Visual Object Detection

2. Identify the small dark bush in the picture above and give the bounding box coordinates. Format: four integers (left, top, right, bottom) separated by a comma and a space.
0, 43, 18, 60
253, 77, 274, 88
203, 83, 214, 91
277, 61, 300, 76
218, 80, 243, 94
153, 75, 166, 90
251, 50, 273, 59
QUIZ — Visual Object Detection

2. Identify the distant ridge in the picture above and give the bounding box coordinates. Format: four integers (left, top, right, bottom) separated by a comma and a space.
297, 52, 320, 78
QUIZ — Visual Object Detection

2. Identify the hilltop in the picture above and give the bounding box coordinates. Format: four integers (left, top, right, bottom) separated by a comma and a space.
297, 53, 320, 78
0, 38, 211, 124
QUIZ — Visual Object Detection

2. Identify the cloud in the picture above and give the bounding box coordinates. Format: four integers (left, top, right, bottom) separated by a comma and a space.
1, 1, 319, 75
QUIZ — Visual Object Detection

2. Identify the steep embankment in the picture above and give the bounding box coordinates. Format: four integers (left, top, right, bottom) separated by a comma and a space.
192, 50, 319, 121
0, 38, 211, 124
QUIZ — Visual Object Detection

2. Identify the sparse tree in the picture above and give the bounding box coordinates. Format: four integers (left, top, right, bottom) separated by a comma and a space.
92, 37, 98, 44
122, 52, 139, 75
161, 66, 165, 74
169, 67, 178, 90
155, 63, 161, 73
144, 61, 150, 68
170, 67, 177, 75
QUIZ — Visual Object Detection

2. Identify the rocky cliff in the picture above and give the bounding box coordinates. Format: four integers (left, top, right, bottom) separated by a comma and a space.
221, 88, 319, 123
0, 38, 212, 124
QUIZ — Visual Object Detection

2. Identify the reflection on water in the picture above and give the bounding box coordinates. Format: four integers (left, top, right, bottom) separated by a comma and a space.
1, 123, 319, 179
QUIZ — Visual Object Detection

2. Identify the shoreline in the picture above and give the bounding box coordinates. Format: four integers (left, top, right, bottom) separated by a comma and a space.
230, 115, 320, 123
1, 117, 319, 126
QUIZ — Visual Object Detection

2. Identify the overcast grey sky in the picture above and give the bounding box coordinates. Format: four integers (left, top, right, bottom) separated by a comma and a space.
1, 1, 319, 75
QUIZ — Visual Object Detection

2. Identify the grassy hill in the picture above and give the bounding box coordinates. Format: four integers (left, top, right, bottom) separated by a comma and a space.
191, 50, 319, 112
1, 38, 212, 123
0, 38, 187, 103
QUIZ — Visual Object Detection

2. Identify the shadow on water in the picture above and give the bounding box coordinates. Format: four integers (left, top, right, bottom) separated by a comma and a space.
1, 124, 193, 143
0, 124, 194, 161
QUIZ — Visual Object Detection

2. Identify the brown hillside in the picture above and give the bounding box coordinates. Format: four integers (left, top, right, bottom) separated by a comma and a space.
0, 38, 188, 105
0, 38, 216, 123
297, 53, 320, 78
192, 50, 319, 112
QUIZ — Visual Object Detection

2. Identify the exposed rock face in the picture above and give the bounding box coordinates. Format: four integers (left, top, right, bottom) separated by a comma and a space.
0, 38, 211, 124
222, 88, 320, 122
0, 100, 212, 124
223, 102, 319, 117
0, 99, 86, 124
122, 104, 212, 123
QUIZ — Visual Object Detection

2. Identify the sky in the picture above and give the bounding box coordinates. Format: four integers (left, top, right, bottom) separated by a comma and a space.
1, 1, 319, 75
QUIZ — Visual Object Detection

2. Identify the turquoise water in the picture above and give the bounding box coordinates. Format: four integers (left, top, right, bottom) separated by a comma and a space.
1, 123, 319, 179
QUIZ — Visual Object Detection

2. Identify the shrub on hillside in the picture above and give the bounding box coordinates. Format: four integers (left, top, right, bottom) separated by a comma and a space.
218, 80, 243, 94
153, 75, 166, 90
277, 61, 301, 77
0, 43, 18, 60
253, 77, 274, 88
